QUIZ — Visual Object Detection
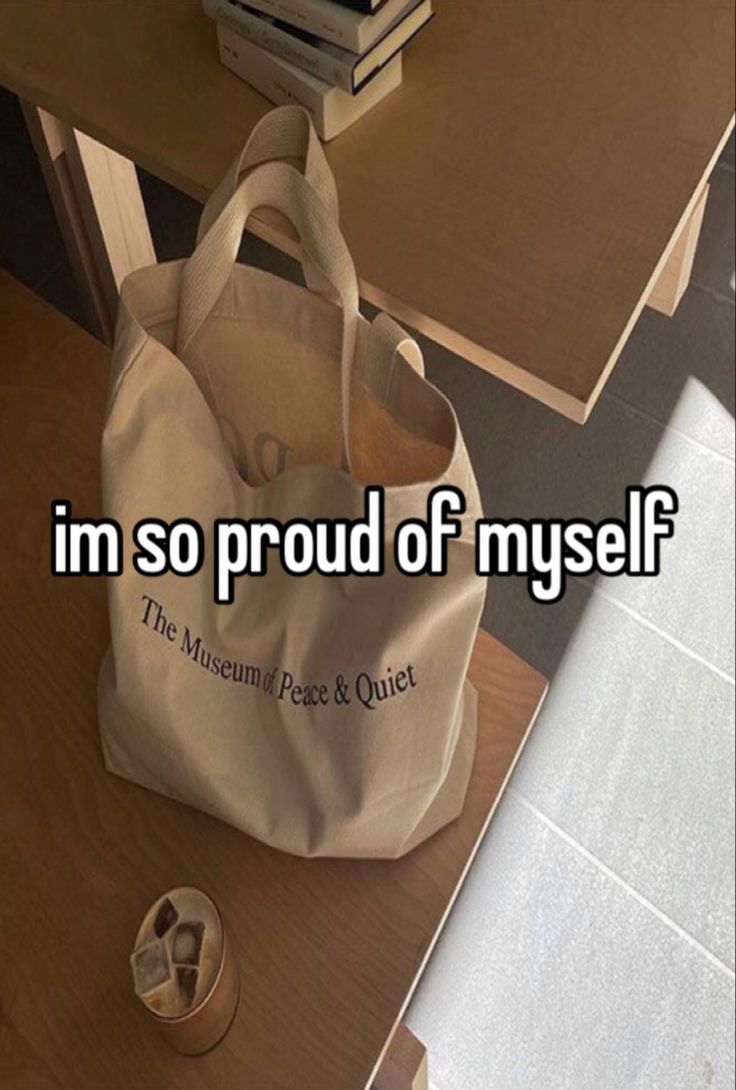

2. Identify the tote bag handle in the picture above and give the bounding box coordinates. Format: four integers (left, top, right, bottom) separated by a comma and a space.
197, 106, 339, 242
364, 312, 425, 385
177, 161, 360, 471
197, 106, 339, 296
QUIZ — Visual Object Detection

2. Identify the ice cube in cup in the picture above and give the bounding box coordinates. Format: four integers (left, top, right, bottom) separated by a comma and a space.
177, 966, 199, 1007
153, 897, 179, 938
131, 939, 171, 996
172, 921, 205, 967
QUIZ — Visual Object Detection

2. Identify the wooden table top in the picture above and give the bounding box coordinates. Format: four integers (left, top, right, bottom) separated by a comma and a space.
0, 2, 732, 423
0, 269, 547, 1090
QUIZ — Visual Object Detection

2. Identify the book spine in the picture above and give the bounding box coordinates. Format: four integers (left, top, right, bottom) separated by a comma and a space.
333, 0, 384, 12
217, 29, 331, 139
203, 0, 355, 92
234, 0, 362, 52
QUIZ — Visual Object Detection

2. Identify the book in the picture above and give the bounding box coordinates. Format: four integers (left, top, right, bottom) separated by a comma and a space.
332, 0, 387, 12
218, 23, 402, 140
234, 0, 415, 54
203, 0, 433, 94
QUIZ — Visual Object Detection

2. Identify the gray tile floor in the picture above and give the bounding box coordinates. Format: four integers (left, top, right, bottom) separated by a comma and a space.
409, 147, 735, 1090
1, 86, 733, 1090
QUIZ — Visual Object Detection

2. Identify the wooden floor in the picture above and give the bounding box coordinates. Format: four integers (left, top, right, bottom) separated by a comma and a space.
0, 0, 732, 421
0, 270, 547, 1090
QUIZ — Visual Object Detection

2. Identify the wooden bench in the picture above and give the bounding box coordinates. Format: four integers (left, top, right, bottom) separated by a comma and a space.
0, 270, 547, 1090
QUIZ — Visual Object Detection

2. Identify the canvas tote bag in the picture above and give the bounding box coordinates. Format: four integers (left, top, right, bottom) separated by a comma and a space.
98, 106, 486, 859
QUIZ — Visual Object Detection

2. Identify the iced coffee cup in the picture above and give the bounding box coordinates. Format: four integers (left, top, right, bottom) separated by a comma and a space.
130, 886, 239, 1055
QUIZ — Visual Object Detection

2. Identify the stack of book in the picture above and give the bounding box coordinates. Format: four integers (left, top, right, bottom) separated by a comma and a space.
203, 0, 434, 140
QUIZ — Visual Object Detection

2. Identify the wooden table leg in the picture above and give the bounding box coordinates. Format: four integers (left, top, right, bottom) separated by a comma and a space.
21, 101, 155, 344
647, 183, 709, 317
374, 1024, 429, 1090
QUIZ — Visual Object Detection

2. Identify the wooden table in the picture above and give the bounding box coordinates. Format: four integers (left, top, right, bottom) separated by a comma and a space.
0, 269, 547, 1089
0, 1, 733, 422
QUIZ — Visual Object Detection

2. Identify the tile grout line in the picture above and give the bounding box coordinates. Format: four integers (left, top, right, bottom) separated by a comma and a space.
577, 577, 735, 687
689, 280, 735, 308
510, 790, 736, 983
601, 389, 735, 466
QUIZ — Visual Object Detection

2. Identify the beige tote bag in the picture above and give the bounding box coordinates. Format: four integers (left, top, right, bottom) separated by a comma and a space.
98, 106, 486, 859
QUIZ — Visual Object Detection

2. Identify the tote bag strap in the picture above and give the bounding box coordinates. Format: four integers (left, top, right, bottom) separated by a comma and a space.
363, 312, 425, 397
197, 107, 338, 241
197, 106, 338, 295
178, 160, 359, 471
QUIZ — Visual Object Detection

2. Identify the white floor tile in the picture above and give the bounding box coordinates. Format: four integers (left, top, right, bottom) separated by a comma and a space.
595, 420, 734, 679
408, 796, 735, 1090
605, 288, 734, 461
427, 342, 735, 677
511, 590, 735, 968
